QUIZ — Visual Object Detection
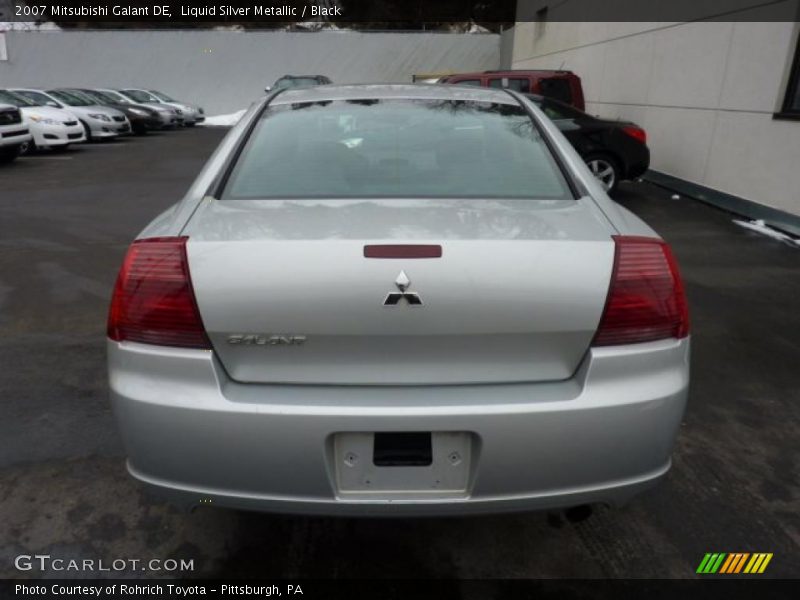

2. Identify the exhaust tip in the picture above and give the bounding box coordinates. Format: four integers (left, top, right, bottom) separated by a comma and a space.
564, 504, 593, 523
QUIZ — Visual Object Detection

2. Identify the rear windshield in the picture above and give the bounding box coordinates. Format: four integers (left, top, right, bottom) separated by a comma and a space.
122, 90, 155, 103
0, 90, 34, 107
102, 90, 132, 103
222, 99, 572, 200
538, 78, 573, 105
86, 90, 118, 104
14, 90, 53, 106
64, 90, 97, 104
150, 90, 175, 102
274, 77, 320, 90
48, 90, 92, 106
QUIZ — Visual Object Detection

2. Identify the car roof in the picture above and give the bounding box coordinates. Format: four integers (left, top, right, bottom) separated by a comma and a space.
445, 70, 574, 77
270, 83, 520, 106
277, 74, 327, 80
10, 88, 56, 97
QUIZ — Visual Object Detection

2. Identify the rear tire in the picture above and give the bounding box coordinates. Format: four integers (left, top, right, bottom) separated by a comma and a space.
585, 153, 621, 194
19, 139, 37, 155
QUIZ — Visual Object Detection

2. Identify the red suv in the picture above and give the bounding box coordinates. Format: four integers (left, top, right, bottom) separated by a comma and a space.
439, 70, 585, 111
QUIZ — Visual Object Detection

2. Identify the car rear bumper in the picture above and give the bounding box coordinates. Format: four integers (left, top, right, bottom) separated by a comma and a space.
108, 338, 689, 516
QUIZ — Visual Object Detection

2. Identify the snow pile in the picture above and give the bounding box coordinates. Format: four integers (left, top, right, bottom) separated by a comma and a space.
733, 219, 800, 247
199, 109, 246, 127
0, 21, 62, 31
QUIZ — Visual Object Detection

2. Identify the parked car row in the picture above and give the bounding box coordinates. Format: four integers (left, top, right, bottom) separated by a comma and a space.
0, 88, 204, 162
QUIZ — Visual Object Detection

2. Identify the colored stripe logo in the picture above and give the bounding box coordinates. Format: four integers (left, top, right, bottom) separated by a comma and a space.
696, 553, 773, 574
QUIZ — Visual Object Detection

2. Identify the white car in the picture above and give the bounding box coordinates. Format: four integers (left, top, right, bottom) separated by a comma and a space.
0, 103, 32, 163
11, 88, 130, 141
0, 89, 85, 152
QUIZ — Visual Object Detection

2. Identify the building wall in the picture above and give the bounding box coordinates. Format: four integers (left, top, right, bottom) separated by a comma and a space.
499, 25, 516, 69
0, 30, 500, 114
511, 20, 800, 217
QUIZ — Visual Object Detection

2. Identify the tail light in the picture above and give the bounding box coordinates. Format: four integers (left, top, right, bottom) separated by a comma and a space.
107, 237, 210, 349
621, 125, 647, 145
593, 236, 689, 346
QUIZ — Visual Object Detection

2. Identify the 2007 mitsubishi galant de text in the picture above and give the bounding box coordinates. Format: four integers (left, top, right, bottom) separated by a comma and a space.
107, 84, 690, 516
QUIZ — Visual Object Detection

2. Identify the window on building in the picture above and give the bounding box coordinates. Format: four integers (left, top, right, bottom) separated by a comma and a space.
778, 35, 800, 118
535, 7, 548, 39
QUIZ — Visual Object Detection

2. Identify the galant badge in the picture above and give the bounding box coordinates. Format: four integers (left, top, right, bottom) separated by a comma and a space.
384, 270, 423, 306
227, 334, 307, 346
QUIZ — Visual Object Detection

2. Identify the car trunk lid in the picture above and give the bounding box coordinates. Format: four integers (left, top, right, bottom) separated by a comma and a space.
182, 197, 616, 385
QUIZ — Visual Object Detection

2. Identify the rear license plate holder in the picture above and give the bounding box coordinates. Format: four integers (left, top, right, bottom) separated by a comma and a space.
333, 432, 472, 499
373, 432, 432, 467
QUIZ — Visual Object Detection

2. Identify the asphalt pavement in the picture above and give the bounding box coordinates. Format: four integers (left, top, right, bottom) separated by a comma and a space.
0, 128, 798, 579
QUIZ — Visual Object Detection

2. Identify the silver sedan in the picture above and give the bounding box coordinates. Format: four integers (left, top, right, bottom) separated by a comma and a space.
107, 84, 690, 516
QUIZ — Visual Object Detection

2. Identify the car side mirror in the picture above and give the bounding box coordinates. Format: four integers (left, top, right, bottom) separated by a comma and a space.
46, 101, 59, 108
264, 86, 271, 93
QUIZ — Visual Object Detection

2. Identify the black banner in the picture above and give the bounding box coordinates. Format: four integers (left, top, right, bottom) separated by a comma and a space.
2, 0, 799, 26
2, 579, 800, 600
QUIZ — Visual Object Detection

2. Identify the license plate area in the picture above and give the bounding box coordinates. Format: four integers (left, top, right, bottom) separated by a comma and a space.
333, 432, 472, 499
373, 432, 432, 467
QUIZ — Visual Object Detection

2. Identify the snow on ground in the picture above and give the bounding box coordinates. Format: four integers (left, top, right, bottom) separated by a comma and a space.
733, 219, 800, 247
199, 109, 246, 127
0, 21, 62, 31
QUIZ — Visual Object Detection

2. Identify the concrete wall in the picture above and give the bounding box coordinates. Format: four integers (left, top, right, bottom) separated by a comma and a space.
0, 30, 500, 114
499, 25, 516, 69
511, 20, 800, 217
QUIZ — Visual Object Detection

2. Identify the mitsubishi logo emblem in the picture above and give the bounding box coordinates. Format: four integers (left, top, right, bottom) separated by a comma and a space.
384, 270, 423, 306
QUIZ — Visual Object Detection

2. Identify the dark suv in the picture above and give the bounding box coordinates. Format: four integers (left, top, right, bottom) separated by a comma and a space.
439, 70, 585, 111
266, 75, 333, 93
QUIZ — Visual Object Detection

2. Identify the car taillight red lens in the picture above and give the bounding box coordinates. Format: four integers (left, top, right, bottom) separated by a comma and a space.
622, 125, 647, 145
107, 237, 210, 349
593, 236, 689, 346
